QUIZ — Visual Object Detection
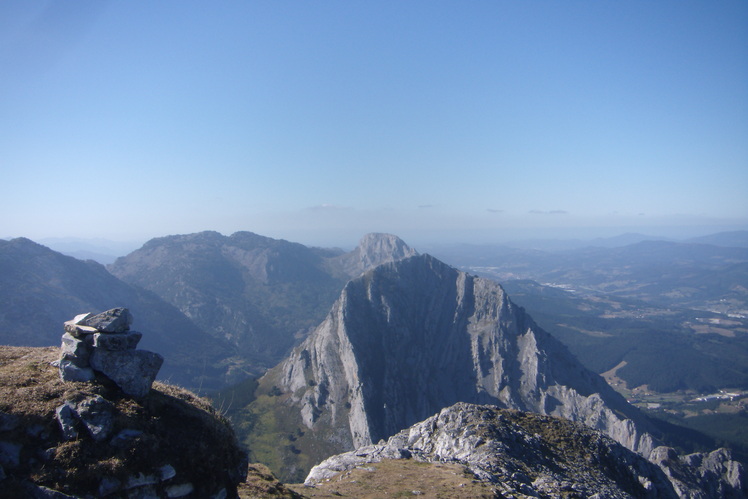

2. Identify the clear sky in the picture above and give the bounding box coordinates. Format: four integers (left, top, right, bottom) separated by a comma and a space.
1, 1, 747, 248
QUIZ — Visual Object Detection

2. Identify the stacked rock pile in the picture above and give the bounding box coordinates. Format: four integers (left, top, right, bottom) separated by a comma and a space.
58, 307, 163, 398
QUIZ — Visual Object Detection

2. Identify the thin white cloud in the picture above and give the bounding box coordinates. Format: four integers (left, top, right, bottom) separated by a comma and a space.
307, 204, 352, 212
529, 209, 569, 215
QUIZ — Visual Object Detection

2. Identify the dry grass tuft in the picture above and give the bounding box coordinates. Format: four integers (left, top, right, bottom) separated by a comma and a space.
238, 462, 304, 498
286, 460, 497, 498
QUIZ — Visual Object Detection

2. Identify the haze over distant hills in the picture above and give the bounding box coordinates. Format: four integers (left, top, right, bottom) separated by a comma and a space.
4, 229, 746, 390
17, 228, 748, 265
429, 234, 748, 394
37, 237, 145, 265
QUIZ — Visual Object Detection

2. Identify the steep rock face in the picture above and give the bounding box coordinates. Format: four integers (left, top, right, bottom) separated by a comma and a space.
306, 403, 747, 499
254, 254, 659, 480
649, 446, 747, 499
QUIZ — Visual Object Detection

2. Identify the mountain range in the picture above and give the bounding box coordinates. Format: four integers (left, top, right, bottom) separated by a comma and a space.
4, 230, 746, 396
2, 229, 746, 496
108, 231, 417, 372
0, 232, 418, 385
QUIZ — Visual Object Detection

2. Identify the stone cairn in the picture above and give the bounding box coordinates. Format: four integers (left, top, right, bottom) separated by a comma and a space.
58, 307, 164, 398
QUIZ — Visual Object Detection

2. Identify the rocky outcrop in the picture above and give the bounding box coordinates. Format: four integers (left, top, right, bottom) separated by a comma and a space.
649, 446, 746, 499
306, 403, 747, 498
57, 308, 163, 398
256, 254, 659, 479
0, 346, 248, 499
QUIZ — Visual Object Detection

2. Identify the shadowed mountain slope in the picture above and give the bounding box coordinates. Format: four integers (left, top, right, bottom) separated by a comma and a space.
0, 238, 237, 389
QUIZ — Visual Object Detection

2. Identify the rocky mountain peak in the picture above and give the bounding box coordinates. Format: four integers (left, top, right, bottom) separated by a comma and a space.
250, 253, 661, 481
333, 232, 418, 277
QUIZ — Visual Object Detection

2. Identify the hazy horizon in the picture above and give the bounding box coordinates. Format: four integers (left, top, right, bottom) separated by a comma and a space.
3, 225, 747, 259
2, 1, 746, 247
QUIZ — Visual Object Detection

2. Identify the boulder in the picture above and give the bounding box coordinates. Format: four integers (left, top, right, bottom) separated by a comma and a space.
90, 349, 164, 398
63, 323, 98, 338
83, 308, 133, 333
110, 429, 144, 448
58, 360, 95, 383
73, 395, 115, 442
166, 483, 194, 497
60, 333, 91, 366
55, 404, 78, 441
63, 313, 96, 338
92, 331, 142, 351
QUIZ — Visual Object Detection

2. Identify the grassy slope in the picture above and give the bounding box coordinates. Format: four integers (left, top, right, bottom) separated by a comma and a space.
0, 346, 247, 497
229, 370, 347, 484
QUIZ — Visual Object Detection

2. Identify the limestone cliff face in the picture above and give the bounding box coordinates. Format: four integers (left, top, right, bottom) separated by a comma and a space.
268, 254, 659, 460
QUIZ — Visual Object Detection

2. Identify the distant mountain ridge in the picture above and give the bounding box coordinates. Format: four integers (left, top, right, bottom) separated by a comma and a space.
0, 238, 237, 389
430, 235, 748, 395
245, 253, 661, 481
686, 230, 748, 248
109, 231, 417, 371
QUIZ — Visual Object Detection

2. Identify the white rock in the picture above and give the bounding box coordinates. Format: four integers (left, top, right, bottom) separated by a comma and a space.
165, 483, 194, 498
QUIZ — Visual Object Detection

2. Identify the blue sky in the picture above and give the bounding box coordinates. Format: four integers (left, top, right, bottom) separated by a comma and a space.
1, 1, 747, 247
